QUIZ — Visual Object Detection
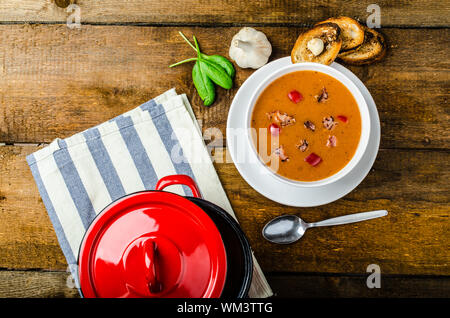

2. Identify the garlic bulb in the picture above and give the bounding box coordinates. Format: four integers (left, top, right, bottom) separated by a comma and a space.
229, 27, 272, 69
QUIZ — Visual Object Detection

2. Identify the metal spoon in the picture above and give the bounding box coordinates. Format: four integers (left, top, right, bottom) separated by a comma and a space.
262, 210, 388, 244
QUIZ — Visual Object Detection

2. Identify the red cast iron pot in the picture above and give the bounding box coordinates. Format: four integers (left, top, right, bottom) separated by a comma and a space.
78, 175, 252, 298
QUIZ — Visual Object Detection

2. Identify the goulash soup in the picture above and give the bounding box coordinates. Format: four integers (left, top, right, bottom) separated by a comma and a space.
251, 70, 361, 182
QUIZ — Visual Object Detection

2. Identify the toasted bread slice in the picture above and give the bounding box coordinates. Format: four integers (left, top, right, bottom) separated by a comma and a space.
316, 17, 365, 51
338, 26, 387, 65
291, 23, 342, 65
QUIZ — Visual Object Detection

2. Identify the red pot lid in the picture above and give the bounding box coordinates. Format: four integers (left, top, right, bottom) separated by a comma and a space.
78, 190, 227, 298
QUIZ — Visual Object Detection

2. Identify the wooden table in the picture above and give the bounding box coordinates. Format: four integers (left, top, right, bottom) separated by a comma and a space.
0, 1, 449, 298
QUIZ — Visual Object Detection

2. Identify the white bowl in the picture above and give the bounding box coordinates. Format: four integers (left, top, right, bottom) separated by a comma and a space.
245, 62, 371, 187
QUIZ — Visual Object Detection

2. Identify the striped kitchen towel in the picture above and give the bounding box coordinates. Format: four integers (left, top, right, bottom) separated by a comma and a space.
26, 88, 272, 298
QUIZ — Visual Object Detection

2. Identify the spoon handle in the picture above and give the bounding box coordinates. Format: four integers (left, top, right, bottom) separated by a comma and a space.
308, 210, 388, 228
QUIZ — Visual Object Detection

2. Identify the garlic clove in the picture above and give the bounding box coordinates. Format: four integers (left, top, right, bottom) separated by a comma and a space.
307, 38, 325, 56
229, 27, 272, 69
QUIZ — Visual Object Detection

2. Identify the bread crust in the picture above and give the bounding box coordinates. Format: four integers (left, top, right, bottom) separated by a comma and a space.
338, 26, 387, 65
291, 23, 342, 65
316, 17, 365, 51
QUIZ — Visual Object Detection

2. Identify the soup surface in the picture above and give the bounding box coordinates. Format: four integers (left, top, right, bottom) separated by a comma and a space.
251, 70, 361, 182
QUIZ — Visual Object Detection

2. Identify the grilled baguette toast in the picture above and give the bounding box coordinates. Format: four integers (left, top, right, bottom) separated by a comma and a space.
338, 26, 387, 65
316, 16, 365, 51
291, 23, 342, 65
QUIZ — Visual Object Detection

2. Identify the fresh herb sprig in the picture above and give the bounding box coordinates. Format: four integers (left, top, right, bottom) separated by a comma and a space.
170, 32, 235, 106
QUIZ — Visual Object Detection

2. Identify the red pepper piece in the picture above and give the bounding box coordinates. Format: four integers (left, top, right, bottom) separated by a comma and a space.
268, 123, 281, 136
337, 115, 348, 123
304, 153, 322, 166
288, 90, 303, 103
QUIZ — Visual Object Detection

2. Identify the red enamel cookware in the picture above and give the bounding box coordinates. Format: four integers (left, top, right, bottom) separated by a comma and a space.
78, 175, 229, 298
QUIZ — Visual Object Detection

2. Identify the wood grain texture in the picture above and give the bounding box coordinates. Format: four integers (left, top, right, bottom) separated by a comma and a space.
0, 270, 79, 298
0, 270, 448, 298
0, 1, 448, 297
0, 0, 449, 27
0, 25, 448, 149
268, 274, 450, 298
0, 145, 448, 275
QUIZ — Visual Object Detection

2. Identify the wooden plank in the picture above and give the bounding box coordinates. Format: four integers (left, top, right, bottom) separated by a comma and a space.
0, 270, 79, 298
0, 270, 448, 298
0, 25, 448, 149
267, 274, 450, 298
0, 145, 449, 275
0, 0, 449, 27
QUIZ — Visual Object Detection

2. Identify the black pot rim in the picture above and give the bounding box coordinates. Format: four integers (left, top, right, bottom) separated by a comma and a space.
187, 196, 253, 298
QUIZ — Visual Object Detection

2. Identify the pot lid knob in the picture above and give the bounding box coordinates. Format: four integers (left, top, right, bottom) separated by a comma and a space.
121, 235, 182, 297
143, 241, 162, 294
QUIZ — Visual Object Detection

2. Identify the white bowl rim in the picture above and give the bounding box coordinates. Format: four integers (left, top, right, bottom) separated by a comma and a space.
245, 62, 371, 188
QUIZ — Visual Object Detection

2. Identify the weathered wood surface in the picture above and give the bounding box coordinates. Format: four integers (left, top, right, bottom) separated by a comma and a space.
0, 145, 449, 276
0, 0, 448, 298
0, 270, 79, 298
268, 274, 450, 298
1, 270, 448, 298
0, 25, 448, 149
0, 0, 448, 27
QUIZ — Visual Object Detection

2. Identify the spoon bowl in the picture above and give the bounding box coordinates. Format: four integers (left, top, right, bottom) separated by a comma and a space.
262, 215, 308, 244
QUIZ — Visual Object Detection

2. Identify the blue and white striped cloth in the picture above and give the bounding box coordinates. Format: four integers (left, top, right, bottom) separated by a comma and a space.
27, 89, 272, 298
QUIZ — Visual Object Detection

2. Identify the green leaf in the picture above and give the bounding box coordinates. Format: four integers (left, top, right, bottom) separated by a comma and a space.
170, 32, 234, 106
200, 59, 233, 90
179, 32, 235, 78
192, 62, 215, 106
201, 54, 235, 78
194, 36, 232, 90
